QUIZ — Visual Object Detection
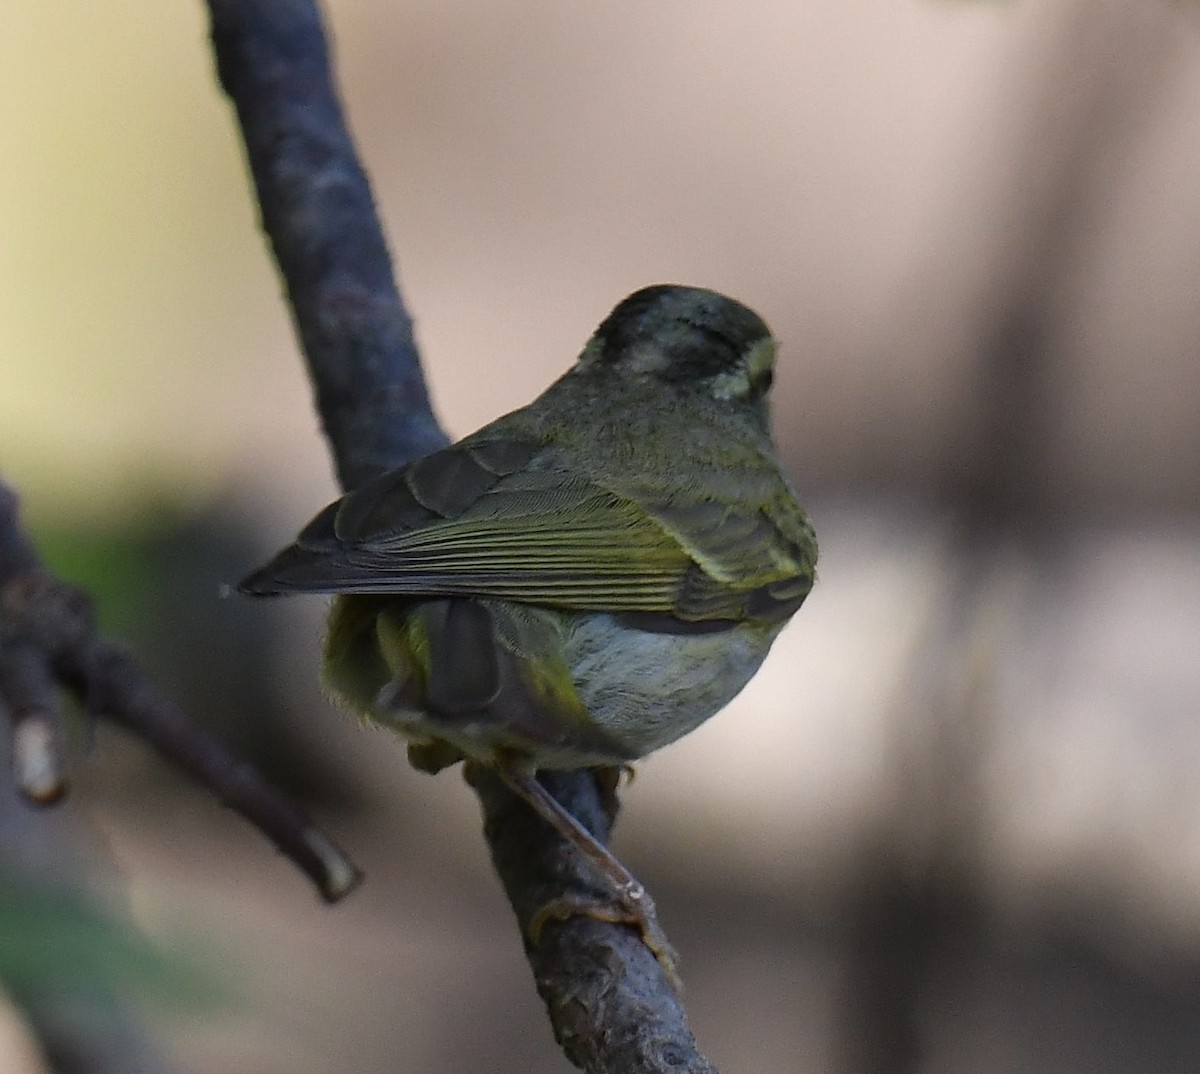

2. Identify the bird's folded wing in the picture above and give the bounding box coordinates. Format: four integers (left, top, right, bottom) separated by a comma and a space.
240, 434, 814, 622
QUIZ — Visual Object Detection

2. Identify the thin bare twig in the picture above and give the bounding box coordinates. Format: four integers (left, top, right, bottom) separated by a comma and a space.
0, 479, 361, 902
205, 0, 714, 1068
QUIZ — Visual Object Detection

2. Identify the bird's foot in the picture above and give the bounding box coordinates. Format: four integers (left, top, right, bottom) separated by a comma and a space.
527, 880, 681, 991
487, 764, 683, 989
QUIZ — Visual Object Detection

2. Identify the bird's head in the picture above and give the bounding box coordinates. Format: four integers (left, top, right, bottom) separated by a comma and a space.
575, 285, 777, 404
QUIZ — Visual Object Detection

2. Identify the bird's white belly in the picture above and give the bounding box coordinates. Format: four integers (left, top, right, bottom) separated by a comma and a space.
562, 614, 779, 758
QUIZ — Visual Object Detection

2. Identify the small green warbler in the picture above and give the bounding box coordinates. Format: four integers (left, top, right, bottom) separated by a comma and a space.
241, 285, 817, 978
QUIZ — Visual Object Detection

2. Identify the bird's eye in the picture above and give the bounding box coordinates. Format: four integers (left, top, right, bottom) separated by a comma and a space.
759, 369, 774, 391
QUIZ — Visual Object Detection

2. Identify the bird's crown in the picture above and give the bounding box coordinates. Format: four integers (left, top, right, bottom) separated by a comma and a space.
576, 285, 776, 401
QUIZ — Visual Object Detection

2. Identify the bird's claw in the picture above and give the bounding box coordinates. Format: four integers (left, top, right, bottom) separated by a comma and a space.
527, 883, 682, 991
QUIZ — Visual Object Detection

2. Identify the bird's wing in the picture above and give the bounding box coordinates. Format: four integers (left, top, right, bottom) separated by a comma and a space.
240, 434, 814, 623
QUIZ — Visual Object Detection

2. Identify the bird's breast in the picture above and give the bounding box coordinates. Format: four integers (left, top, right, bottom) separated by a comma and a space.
560, 613, 782, 759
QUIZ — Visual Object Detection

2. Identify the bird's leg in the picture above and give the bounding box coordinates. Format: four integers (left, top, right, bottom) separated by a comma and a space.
493, 764, 681, 989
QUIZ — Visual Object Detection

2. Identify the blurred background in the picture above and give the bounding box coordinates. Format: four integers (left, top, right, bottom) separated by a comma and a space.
2, 0, 1200, 1070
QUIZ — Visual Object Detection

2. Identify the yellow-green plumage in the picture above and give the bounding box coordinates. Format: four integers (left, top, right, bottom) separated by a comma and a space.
241, 284, 817, 775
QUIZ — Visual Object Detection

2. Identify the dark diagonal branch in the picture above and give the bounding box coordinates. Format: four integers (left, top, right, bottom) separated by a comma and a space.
0, 480, 360, 902
205, 1, 713, 1069
208, 0, 445, 492
473, 768, 717, 1073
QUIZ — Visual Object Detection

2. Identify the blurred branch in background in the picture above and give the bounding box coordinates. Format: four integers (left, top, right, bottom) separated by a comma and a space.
0, 478, 360, 903
0, 475, 358, 1070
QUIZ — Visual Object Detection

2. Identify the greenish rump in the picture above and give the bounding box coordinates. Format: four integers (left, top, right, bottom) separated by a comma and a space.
240, 285, 818, 775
